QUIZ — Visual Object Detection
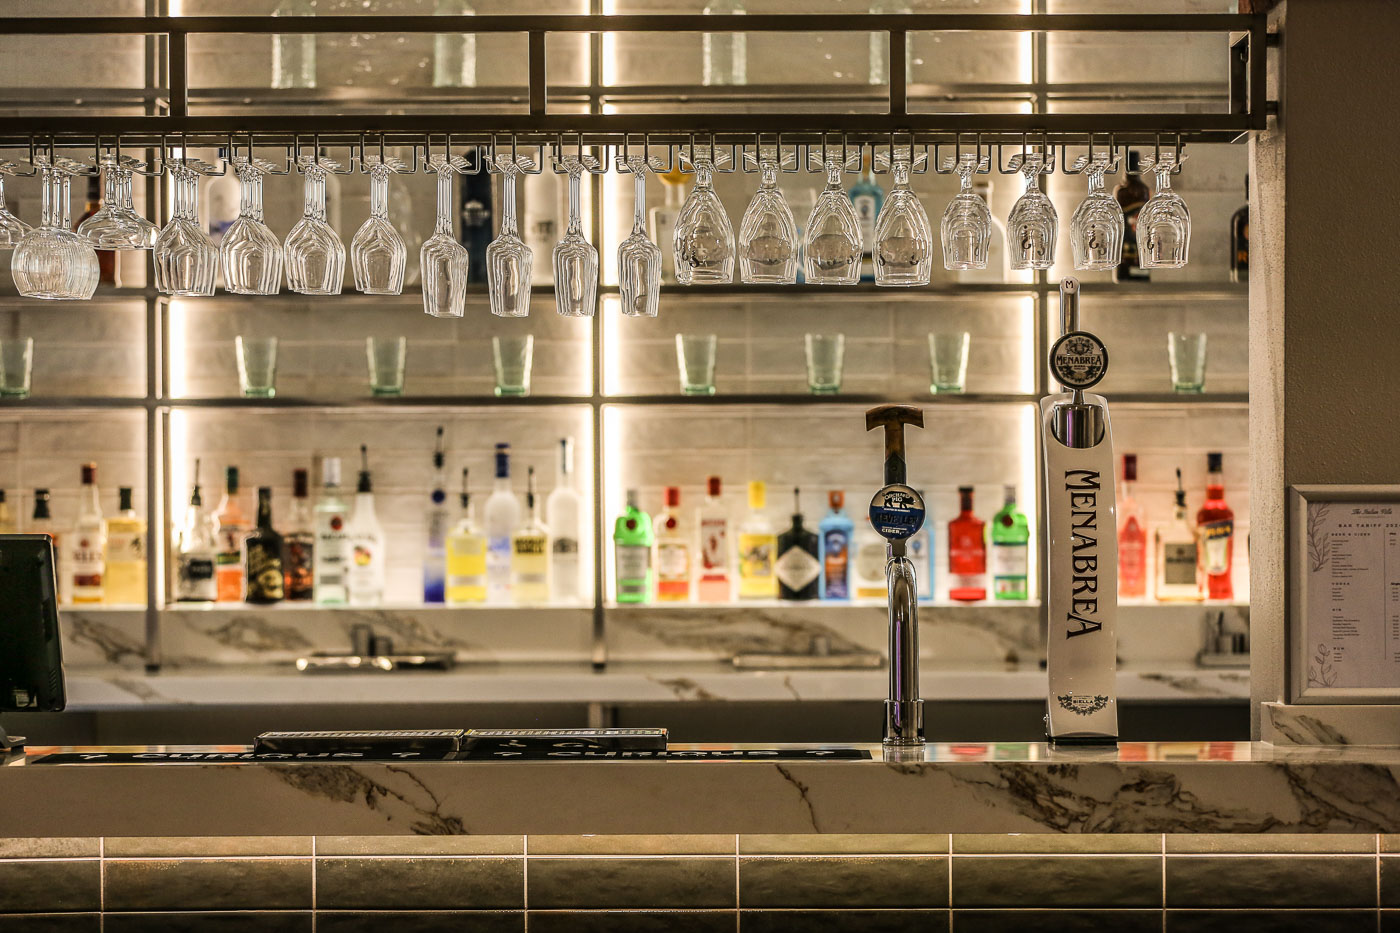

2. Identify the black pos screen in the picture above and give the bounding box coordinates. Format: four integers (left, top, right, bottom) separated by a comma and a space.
0, 534, 66, 713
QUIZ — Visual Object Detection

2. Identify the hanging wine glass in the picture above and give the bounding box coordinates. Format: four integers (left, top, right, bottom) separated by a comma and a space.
420, 152, 470, 319
1069, 151, 1124, 272
617, 151, 663, 318
940, 151, 992, 271
154, 158, 219, 296
77, 153, 158, 250
1138, 153, 1190, 269
352, 154, 408, 296
284, 154, 346, 295
12, 156, 99, 300
487, 152, 533, 318
674, 148, 735, 285
220, 156, 284, 295
553, 150, 600, 317
738, 146, 799, 284
873, 147, 933, 286
802, 146, 862, 285
1006, 150, 1057, 271
0, 161, 32, 249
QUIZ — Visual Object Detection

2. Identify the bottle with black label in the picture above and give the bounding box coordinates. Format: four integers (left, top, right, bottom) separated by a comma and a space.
244, 487, 284, 604
775, 487, 820, 601
1230, 175, 1249, 283
1112, 151, 1150, 283
283, 468, 315, 601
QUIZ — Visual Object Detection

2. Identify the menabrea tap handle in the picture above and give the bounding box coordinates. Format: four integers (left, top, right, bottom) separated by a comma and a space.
865, 404, 924, 487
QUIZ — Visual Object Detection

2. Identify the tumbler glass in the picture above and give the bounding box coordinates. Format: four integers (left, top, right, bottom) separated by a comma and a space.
928, 331, 970, 394
492, 335, 534, 397
366, 336, 407, 397
676, 333, 718, 396
0, 337, 34, 398
804, 333, 845, 395
1168, 331, 1207, 393
235, 336, 278, 398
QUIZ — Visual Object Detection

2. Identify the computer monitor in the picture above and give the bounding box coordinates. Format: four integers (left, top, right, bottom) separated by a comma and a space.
0, 534, 67, 751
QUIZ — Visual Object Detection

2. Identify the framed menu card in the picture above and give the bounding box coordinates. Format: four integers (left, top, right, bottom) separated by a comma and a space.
1290, 485, 1400, 702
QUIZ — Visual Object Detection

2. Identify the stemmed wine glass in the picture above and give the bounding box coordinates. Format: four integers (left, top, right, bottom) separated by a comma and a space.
154, 158, 220, 297
738, 146, 799, 284
617, 151, 663, 317
1006, 150, 1057, 271
352, 154, 408, 296
674, 148, 735, 285
12, 156, 99, 300
77, 153, 158, 250
1138, 153, 1191, 269
940, 151, 992, 271
0, 161, 31, 249
1069, 151, 1124, 272
420, 152, 470, 319
284, 154, 345, 295
873, 147, 933, 286
803, 146, 862, 285
553, 151, 600, 317
220, 156, 284, 295
487, 152, 533, 318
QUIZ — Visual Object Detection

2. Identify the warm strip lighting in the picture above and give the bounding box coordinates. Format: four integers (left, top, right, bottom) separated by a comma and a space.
1017, 0, 1033, 86
1018, 295, 1036, 395
1019, 402, 1039, 600
600, 0, 618, 86
601, 295, 621, 396
601, 405, 625, 600
167, 299, 189, 399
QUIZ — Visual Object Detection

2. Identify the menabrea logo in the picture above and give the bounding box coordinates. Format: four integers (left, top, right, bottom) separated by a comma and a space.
1065, 469, 1102, 639
1050, 330, 1108, 390
1057, 694, 1110, 716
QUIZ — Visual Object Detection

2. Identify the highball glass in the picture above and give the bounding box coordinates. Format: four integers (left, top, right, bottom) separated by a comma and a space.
1069, 154, 1124, 272
492, 335, 534, 397
1007, 152, 1057, 271
0, 161, 31, 249
0, 337, 34, 398
13, 158, 100, 300
153, 160, 218, 297
220, 157, 284, 295
420, 154, 470, 318
676, 333, 718, 395
738, 149, 798, 284
803, 149, 862, 285
77, 154, 158, 250
617, 153, 662, 317
235, 335, 278, 399
1139, 157, 1191, 269
1168, 331, 1207, 393
553, 153, 600, 317
928, 331, 971, 394
352, 156, 407, 296
940, 152, 991, 271
873, 150, 933, 286
284, 156, 345, 295
366, 336, 407, 397
487, 155, 533, 318
804, 333, 845, 395
674, 151, 735, 285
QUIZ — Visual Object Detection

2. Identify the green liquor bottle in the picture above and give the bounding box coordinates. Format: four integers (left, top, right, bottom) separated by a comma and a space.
613, 489, 654, 603
991, 484, 1029, 601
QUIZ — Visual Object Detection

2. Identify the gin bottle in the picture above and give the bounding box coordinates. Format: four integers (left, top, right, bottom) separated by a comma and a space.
70, 463, 106, 605
695, 476, 731, 602
103, 486, 146, 606
214, 466, 248, 603
243, 487, 285, 605
737, 481, 777, 600
775, 488, 820, 602
817, 490, 854, 601
545, 438, 582, 604
1155, 468, 1202, 602
848, 155, 884, 279
947, 485, 986, 602
175, 465, 218, 603
614, 489, 653, 603
654, 486, 691, 602
423, 426, 448, 604
1117, 454, 1147, 599
283, 468, 315, 602
990, 484, 1029, 601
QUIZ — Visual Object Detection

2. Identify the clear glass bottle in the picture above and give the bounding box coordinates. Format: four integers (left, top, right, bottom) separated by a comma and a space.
432, 0, 477, 89
175, 464, 218, 603
69, 462, 106, 605
423, 426, 448, 604
990, 484, 1029, 601
695, 476, 731, 603
1117, 454, 1148, 600
243, 487, 285, 605
446, 468, 487, 605
485, 443, 521, 603
737, 480, 777, 600
702, 0, 746, 87
283, 468, 315, 602
848, 154, 884, 278
346, 445, 385, 607
545, 438, 582, 604
818, 490, 854, 601
775, 487, 820, 602
852, 516, 888, 600
614, 489, 653, 604
948, 485, 986, 602
103, 486, 146, 606
1155, 468, 1203, 602
511, 467, 550, 605
272, 0, 316, 90
313, 457, 350, 606
214, 466, 248, 603
654, 486, 691, 602
650, 167, 690, 284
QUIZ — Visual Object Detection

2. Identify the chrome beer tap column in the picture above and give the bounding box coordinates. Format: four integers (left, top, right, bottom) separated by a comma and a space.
864, 404, 927, 749
1041, 278, 1119, 745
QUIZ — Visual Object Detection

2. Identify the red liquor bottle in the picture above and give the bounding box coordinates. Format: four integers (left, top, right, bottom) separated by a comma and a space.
1195, 452, 1234, 601
1117, 453, 1147, 599
948, 485, 986, 602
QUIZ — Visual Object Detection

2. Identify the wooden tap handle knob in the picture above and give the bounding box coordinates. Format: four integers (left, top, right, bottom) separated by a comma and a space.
866, 404, 924, 485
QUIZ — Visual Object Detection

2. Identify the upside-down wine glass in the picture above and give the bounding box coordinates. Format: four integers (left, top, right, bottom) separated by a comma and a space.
617, 152, 662, 317
553, 151, 600, 317
1007, 151, 1057, 271
487, 153, 533, 318
940, 152, 992, 271
803, 147, 862, 285
12, 156, 99, 300
738, 147, 798, 284
874, 148, 933, 286
352, 154, 408, 296
154, 159, 219, 297
284, 155, 345, 295
674, 149, 735, 285
0, 161, 31, 249
1069, 152, 1124, 272
420, 153, 470, 318
77, 153, 158, 250
220, 156, 284, 295
1138, 154, 1190, 269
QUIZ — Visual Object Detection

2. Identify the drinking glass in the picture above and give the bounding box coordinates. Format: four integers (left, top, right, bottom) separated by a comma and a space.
420, 154, 470, 318
153, 159, 218, 297
1140, 155, 1191, 269
77, 154, 158, 250
366, 336, 407, 397
284, 155, 345, 295
738, 148, 798, 284
873, 149, 933, 286
0, 161, 31, 249
1168, 331, 1207, 393
928, 331, 970, 394
674, 151, 735, 285
676, 333, 718, 396
235, 335, 278, 398
0, 337, 34, 398
1006, 152, 1057, 271
617, 152, 663, 318
1069, 153, 1125, 272
553, 152, 600, 317
804, 333, 845, 395
803, 148, 861, 285
492, 334, 534, 397
220, 157, 283, 295
13, 157, 100, 300
940, 152, 992, 271
351, 155, 407, 296
487, 154, 533, 318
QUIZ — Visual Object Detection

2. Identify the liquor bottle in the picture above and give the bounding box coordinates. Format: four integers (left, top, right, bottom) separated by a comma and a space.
0, 490, 14, 534
848, 155, 884, 282
817, 490, 854, 601
852, 516, 888, 600
956, 179, 1016, 285
1117, 453, 1148, 600
775, 488, 820, 601
244, 487, 285, 605
214, 466, 248, 603
990, 484, 1029, 601
1112, 151, 1151, 282
203, 168, 241, 252
104, 486, 146, 606
283, 468, 315, 602
446, 468, 487, 605
738, 481, 778, 600
653, 487, 691, 601
271, 0, 316, 89
70, 462, 106, 605
1196, 452, 1235, 601
511, 467, 550, 605
948, 485, 987, 602
423, 426, 448, 604
346, 445, 386, 607
1230, 175, 1249, 284
432, 0, 477, 89
174, 462, 218, 603
701, 0, 747, 87
1155, 468, 1202, 602
545, 437, 582, 604
75, 174, 118, 287
313, 457, 350, 606
30, 488, 66, 604
459, 159, 492, 283
695, 475, 731, 602
650, 167, 690, 283
484, 442, 520, 604
613, 489, 653, 603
